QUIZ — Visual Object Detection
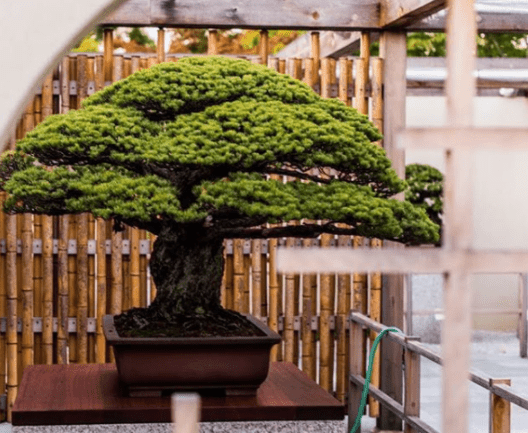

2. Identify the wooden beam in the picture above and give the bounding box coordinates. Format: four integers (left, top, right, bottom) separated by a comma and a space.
277, 248, 528, 275
102, 0, 151, 25
398, 128, 528, 151
380, 0, 447, 28
410, 2, 528, 33
101, 0, 379, 30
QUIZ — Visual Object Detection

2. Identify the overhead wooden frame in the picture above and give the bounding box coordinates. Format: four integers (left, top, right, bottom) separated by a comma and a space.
380, 0, 446, 28
100, 0, 380, 30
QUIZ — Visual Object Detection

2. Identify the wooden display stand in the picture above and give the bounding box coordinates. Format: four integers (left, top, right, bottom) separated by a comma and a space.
12, 362, 344, 426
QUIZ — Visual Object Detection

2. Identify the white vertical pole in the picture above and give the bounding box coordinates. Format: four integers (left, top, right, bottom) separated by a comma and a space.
172, 393, 201, 433
443, 1, 477, 433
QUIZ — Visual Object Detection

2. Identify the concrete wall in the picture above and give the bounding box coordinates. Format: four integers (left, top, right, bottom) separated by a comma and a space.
406, 96, 528, 338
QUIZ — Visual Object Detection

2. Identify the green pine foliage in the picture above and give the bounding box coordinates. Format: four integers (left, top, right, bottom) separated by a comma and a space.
405, 163, 443, 231
1, 57, 440, 245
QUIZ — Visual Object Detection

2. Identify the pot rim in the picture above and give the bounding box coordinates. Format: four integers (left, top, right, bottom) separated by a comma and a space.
103, 314, 282, 346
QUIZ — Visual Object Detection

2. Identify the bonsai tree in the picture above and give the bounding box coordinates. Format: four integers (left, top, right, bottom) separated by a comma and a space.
405, 163, 443, 244
0, 57, 439, 337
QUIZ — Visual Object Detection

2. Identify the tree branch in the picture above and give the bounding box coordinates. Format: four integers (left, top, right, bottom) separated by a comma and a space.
215, 222, 361, 239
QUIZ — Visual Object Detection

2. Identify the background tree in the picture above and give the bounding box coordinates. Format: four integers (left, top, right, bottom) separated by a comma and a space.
0, 57, 439, 336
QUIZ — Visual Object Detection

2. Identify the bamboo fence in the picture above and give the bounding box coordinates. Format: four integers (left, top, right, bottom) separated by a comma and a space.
0, 29, 387, 421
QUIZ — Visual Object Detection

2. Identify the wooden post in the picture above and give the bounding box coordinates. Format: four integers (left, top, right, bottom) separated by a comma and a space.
60, 57, 70, 114
157, 28, 166, 64
489, 379, 511, 433
103, 28, 114, 84
259, 30, 269, 65
404, 337, 421, 433
377, 30, 407, 432
172, 393, 201, 433
310, 32, 320, 85
442, 2, 477, 433
207, 29, 218, 55
348, 312, 365, 433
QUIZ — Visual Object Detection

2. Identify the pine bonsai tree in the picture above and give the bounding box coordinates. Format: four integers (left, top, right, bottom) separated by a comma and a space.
0, 57, 439, 336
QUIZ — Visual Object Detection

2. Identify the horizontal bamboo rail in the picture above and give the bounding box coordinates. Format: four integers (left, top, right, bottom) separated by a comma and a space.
349, 311, 525, 433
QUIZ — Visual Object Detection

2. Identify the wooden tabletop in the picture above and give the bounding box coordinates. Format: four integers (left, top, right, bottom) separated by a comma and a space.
12, 362, 344, 425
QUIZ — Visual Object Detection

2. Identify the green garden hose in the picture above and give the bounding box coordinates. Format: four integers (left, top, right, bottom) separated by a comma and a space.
350, 326, 403, 433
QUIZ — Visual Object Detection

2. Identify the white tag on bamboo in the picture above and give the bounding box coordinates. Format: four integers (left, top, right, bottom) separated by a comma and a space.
172, 393, 201, 433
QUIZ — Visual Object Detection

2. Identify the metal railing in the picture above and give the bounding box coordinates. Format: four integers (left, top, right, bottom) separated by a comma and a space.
348, 311, 528, 433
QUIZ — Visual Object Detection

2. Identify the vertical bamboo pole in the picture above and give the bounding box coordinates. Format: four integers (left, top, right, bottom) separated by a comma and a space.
208, 30, 218, 55
266, 58, 282, 362
260, 243, 268, 318
348, 313, 365, 433
259, 30, 269, 65
310, 32, 320, 85
223, 241, 234, 310
21, 103, 34, 372
86, 57, 96, 363
67, 56, 78, 364
368, 55, 385, 417
57, 57, 70, 365
33, 95, 41, 126
157, 28, 166, 64
130, 226, 141, 308
76, 214, 88, 364
95, 219, 107, 363
301, 57, 317, 379
40, 72, 54, 366
489, 379, 511, 433
111, 231, 123, 316
57, 215, 69, 365
233, 239, 246, 313
0, 191, 7, 401
6, 214, 17, 420
319, 58, 336, 392
76, 55, 90, 364
268, 237, 280, 362
251, 240, 262, 319
41, 215, 53, 365
335, 56, 352, 403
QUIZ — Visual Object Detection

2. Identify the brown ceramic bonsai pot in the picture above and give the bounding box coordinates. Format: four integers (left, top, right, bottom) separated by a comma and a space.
103, 314, 281, 397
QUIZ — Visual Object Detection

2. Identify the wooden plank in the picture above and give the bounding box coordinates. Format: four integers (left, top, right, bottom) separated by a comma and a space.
12, 363, 344, 425
101, 0, 380, 29
404, 337, 421, 433
489, 379, 511, 433
399, 128, 528, 151
380, 0, 446, 28
409, 5, 528, 33
102, 0, 151, 25
277, 248, 528, 275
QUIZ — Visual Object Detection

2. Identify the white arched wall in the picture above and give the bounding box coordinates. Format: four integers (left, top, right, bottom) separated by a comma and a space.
0, 0, 129, 150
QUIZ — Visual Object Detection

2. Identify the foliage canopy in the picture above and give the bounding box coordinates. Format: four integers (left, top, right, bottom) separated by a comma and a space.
1, 56, 439, 246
